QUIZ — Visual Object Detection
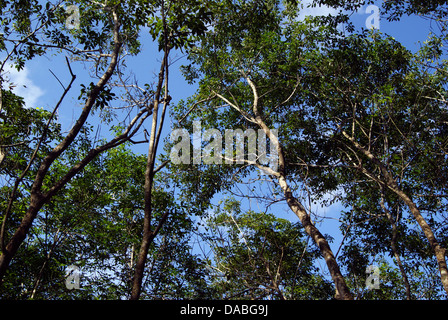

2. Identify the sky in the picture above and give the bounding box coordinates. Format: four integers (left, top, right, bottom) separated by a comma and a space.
1, 0, 441, 287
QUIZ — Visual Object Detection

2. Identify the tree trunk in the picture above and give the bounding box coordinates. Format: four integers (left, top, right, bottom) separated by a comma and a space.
129, 95, 158, 300
238, 76, 353, 300
394, 189, 448, 295
129, 40, 170, 299
0, 194, 44, 282
380, 195, 412, 300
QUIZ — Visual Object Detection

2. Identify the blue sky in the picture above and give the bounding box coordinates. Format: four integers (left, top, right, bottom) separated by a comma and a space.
1, 0, 440, 287
2, 0, 436, 235
3, 1, 433, 129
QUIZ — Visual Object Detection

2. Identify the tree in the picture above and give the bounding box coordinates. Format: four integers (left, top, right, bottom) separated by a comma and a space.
0, 0, 146, 283
294, 29, 448, 296
0, 0, 212, 299
2, 0, 448, 300
173, 0, 353, 299
172, 0, 448, 299
1, 135, 210, 299
128, 0, 213, 300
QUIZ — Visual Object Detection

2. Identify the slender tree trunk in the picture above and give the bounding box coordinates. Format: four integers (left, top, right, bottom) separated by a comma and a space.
390, 225, 412, 300
395, 189, 448, 295
130, 146, 156, 299
129, 40, 170, 299
222, 76, 354, 300
254, 107, 352, 299
278, 176, 353, 300
0, 194, 45, 283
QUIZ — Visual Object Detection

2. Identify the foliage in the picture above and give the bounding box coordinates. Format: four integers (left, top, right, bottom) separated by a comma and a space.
1, 0, 448, 300
202, 198, 333, 299
171, 0, 448, 299
1, 137, 210, 299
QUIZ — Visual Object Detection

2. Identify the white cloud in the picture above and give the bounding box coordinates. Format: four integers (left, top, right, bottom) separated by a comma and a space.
2, 64, 45, 108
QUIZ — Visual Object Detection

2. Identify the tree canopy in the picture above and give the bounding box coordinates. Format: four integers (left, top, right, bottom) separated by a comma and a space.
1, 0, 448, 300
